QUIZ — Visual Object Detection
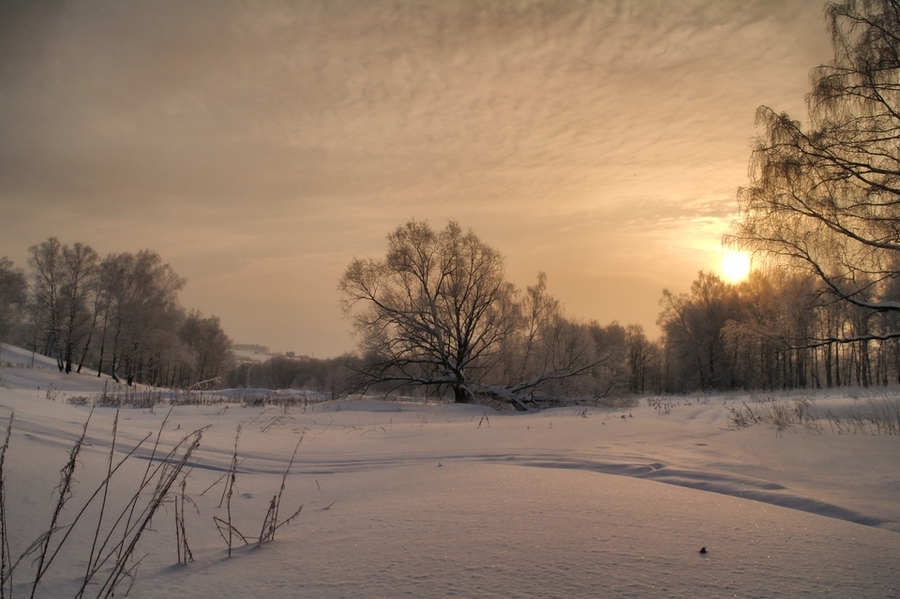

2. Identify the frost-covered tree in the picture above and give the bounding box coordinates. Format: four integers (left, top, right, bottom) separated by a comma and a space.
730, 0, 900, 344
494, 272, 607, 401
59, 242, 99, 373
0, 257, 27, 344
658, 272, 740, 392
27, 238, 64, 362
99, 250, 185, 385
624, 324, 658, 395
340, 221, 520, 405
27, 238, 99, 372
178, 311, 235, 387
14, 237, 238, 387
339, 221, 601, 409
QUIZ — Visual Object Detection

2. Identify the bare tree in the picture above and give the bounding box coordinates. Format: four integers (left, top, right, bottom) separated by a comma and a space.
12, 237, 239, 387
501, 274, 607, 402
26, 238, 99, 372
27, 238, 65, 364
100, 250, 185, 385
730, 0, 900, 343
0, 257, 27, 344
59, 242, 99, 373
340, 221, 520, 404
340, 221, 600, 409
720, 269, 826, 390
624, 324, 657, 394
658, 272, 740, 392
178, 311, 235, 387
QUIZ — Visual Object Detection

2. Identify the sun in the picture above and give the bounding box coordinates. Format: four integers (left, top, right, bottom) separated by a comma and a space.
720, 249, 751, 283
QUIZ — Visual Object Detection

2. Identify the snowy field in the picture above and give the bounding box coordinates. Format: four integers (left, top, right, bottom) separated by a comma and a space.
1, 344, 898, 598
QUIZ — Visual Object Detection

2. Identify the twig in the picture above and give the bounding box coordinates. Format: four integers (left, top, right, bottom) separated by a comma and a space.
0, 414, 13, 599
30, 409, 92, 599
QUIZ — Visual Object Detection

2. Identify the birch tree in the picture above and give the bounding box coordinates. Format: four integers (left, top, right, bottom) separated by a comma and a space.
730, 0, 900, 344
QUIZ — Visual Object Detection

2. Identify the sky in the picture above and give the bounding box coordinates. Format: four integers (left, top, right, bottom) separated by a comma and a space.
0, 0, 835, 357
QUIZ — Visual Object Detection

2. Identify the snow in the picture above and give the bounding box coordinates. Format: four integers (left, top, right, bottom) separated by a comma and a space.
0, 343, 898, 598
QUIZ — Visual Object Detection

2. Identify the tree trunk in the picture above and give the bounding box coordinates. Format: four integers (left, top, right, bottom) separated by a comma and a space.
453, 385, 471, 404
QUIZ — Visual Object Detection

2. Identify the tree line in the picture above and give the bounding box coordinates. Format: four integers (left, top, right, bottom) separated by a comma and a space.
1, 230, 663, 403
7, 231, 892, 400
0, 238, 234, 388
657, 267, 900, 394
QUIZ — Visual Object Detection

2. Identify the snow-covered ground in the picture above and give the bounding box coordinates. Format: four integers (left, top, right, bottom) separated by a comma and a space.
1, 343, 898, 598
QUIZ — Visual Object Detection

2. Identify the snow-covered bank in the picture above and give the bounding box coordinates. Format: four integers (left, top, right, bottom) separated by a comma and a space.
0, 344, 897, 597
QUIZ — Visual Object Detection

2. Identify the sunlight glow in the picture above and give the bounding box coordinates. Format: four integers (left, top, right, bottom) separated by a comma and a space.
720, 250, 751, 283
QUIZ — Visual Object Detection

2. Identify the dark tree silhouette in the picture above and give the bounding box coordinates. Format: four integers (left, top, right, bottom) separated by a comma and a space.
340, 221, 520, 404
0, 257, 27, 344
339, 220, 601, 409
730, 0, 900, 343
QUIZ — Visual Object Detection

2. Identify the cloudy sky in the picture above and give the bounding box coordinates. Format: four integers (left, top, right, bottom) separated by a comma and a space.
0, 0, 833, 357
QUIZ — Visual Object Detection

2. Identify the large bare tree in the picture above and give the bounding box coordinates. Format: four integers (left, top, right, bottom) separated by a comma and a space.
340, 220, 600, 408
340, 221, 520, 404
730, 0, 900, 342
